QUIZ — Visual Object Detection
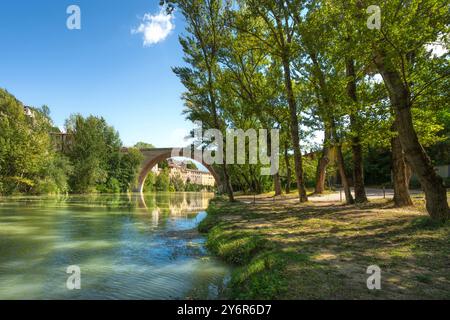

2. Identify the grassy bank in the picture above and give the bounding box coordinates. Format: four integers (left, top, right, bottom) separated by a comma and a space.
199, 197, 450, 299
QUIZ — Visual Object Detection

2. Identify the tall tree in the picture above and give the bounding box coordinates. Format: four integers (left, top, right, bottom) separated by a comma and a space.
346, 58, 368, 203
366, 0, 449, 221
65, 114, 122, 193
238, 0, 308, 201
172, 0, 235, 201
0, 89, 63, 195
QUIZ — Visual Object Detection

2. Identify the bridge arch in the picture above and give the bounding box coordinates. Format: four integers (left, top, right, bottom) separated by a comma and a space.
131, 148, 221, 194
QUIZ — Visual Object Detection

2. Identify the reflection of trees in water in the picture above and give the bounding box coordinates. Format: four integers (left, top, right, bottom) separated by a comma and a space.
140, 192, 212, 216
19, 194, 213, 231
8, 194, 132, 209
14, 193, 213, 215
130, 192, 213, 227
3, 193, 213, 244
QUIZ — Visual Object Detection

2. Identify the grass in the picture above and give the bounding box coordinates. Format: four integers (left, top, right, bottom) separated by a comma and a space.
199, 197, 450, 300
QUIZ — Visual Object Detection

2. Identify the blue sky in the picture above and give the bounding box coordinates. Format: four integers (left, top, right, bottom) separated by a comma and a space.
0, 0, 192, 147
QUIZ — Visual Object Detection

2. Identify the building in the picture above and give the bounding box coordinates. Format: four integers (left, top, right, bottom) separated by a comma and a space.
160, 159, 216, 187
24, 106, 35, 118
185, 168, 216, 187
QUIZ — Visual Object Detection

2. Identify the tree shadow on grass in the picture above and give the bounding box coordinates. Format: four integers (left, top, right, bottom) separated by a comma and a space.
213, 199, 450, 299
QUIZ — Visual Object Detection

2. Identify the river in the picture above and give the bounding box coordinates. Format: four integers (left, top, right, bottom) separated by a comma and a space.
0, 192, 230, 300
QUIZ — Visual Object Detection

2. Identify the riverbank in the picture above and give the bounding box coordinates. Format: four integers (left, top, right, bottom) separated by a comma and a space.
199, 197, 450, 299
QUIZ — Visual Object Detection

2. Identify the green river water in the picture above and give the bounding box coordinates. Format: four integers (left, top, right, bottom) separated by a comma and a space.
0, 193, 230, 300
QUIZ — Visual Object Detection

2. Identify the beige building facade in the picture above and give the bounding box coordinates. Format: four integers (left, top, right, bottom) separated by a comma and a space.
154, 159, 216, 187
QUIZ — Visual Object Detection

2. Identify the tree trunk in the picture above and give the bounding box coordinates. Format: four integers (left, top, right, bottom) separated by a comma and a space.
405, 161, 412, 186
249, 166, 258, 194
374, 51, 449, 221
267, 127, 282, 197
346, 58, 368, 203
336, 144, 355, 205
315, 127, 331, 194
217, 136, 234, 201
241, 168, 252, 193
284, 142, 291, 194
211, 109, 234, 202
281, 54, 308, 202
221, 164, 234, 201
351, 132, 368, 203
332, 122, 355, 205
274, 173, 282, 196
391, 123, 413, 207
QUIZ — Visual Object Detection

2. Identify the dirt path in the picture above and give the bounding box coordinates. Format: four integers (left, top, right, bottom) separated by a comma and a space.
238, 188, 425, 204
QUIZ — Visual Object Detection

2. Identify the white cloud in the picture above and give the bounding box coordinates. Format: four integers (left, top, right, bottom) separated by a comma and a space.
132, 7, 175, 46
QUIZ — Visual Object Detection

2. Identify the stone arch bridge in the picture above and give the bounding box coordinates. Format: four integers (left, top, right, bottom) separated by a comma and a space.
123, 148, 221, 194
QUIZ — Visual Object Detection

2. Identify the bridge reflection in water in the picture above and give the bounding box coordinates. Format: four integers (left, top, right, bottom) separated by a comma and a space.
131, 192, 214, 224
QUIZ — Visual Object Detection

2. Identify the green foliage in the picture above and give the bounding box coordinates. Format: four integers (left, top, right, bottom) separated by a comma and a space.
168, 0, 449, 203
36, 154, 73, 194
143, 167, 216, 193
64, 115, 142, 194
144, 171, 157, 193
302, 157, 319, 188
159, 160, 169, 169
363, 148, 392, 186
186, 182, 215, 192
155, 168, 170, 191
134, 142, 155, 149
65, 114, 118, 193
97, 177, 121, 194
170, 172, 185, 192
117, 148, 143, 192
0, 89, 63, 195
0, 90, 142, 196
428, 110, 450, 166
186, 161, 198, 170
